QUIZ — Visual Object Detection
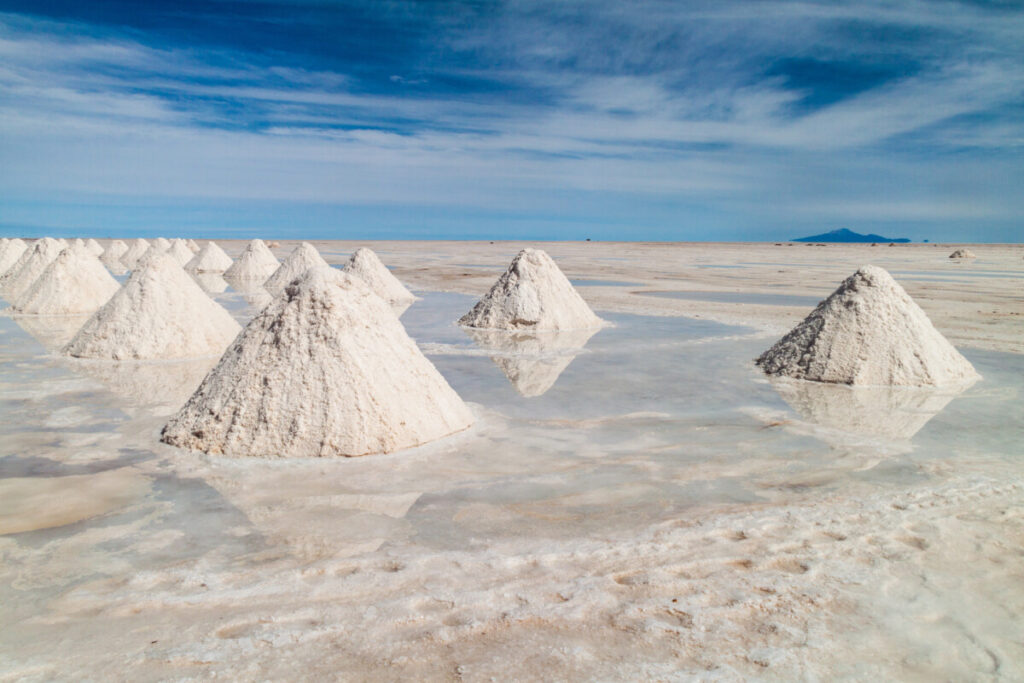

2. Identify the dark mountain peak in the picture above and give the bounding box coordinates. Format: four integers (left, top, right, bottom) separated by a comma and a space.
792, 228, 910, 243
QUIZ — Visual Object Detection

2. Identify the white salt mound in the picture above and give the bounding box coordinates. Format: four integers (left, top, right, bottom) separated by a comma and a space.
1, 238, 64, 292
121, 238, 151, 268
0, 238, 27, 276
186, 239, 200, 253
185, 241, 233, 273
102, 239, 128, 263
161, 267, 473, 457
63, 253, 241, 360
166, 239, 195, 266
459, 248, 604, 330
756, 265, 978, 386
2, 238, 67, 302
949, 248, 976, 259
263, 242, 328, 294
85, 238, 104, 257
153, 237, 172, 251
13, 247, 120, 315
224, 239, 279, 280
343, 247, 415, 303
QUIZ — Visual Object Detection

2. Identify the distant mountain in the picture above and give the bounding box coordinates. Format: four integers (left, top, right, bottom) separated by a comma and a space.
792, 228, 910, 243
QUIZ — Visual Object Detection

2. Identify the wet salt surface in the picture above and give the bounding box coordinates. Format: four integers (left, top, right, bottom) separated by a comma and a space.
640, 289, 824, 307
568, 278, 642, 287
1, 290, 1023, 678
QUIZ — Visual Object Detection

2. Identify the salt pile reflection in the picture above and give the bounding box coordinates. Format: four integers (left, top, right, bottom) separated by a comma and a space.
463, 327, 600, 397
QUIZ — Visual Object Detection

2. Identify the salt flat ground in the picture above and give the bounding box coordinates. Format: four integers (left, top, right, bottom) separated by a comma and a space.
1, 241, 1022, 681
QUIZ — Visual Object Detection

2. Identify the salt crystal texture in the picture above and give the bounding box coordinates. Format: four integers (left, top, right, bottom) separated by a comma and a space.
161, 267, 473, 457
63, 253, 241, 360
166, 239, 195, 266
224, 239, 279, 280
949, 248, 976, 259
0, 238, 27, 277
263, 242, 328, 294
459, 248, 604, 330
13, 247, 120, 315
185, 241, 233, 273
85, 238, 104, 257
756, 265, 978, 386
343, 247, 415, 303
2, 238, 67, 302
121, 238, 151, 268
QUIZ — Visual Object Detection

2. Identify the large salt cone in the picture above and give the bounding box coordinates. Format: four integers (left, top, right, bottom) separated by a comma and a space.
1, 238, 67, 302
465, 327, 600, 397
343, 247, 415, 304
769, 377, 973, 441
184, 241, 233, 273
0, 238, 28, 277
12, 247, 120, 315
224, 239, 279, 281
120, 238, 151, 268
262, 241, 328, 294
62, 252, 241, 360
161, 267, 473, 457
459, 248, 604, 331
756, 265, 978, 387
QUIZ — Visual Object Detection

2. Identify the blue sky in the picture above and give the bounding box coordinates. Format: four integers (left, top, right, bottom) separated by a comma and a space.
0, 0, 1022, 241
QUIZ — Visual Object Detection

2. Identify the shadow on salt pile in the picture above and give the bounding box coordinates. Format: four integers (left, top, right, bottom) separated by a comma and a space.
13, 314, 90, 352
769, 377, 975, 442
463, 327, 601, 397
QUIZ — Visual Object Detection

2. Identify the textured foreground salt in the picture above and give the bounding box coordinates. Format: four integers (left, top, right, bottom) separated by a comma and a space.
1, 266, 1022, 680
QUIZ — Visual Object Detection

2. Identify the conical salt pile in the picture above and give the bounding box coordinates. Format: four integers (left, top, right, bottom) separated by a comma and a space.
121, 238, 151, 268
165, 239, 195, 266
63, 253, 241, 360
153, 237, 171, 250
185, 241, 233, 273
2, 238, 67, 302
263, 242, 328, 294
85, 238, 104, 256
0, 238, 27, 276
161, 267, 473, 457
756, 265, 978, 386
12, 247, 120, 315
949, 248, 976, 259
186, 239, 200, 253
459, 248, 604, 330
343, 247, 415, 303
224, 239, 279, 280
2, 238, 63, 292
102, 239, 128, 264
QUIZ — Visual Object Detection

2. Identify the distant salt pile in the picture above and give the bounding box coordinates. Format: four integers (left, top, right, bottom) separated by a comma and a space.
756, 265, 977, 386
263, 242, 328, 294
63, 253, 241, 360
185, 241, 233, 273
102, 239, 128, 264
0, 238, 27, 276
224, 239, 279, 280
165, 239, 195, 266
186, 239, 200, 253
153, 237, 172, 251
121, 238, 151, 268
343, 247, 415, 303
2, 238, 67, 302
85, 238, 104, 257
459, 248, 604, 330
161, 268, 473, 457
12, 247, 120, 315
1, 238, 63, 293
949, 248, 976, 259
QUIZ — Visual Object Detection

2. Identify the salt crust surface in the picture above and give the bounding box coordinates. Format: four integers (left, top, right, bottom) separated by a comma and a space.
185, 241, 233, 273
262, 242, 328, 294
120, 238, 150, 268
459, 248, 605, 330
161, 267, 473, 457
756, 265, 978, 386
0, 238, 27, 277
343, 247, 415, 303
62, 253, 241, 360
224, 239, 279, 280
13, 247, 121, 316
2, 238, 67, 302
